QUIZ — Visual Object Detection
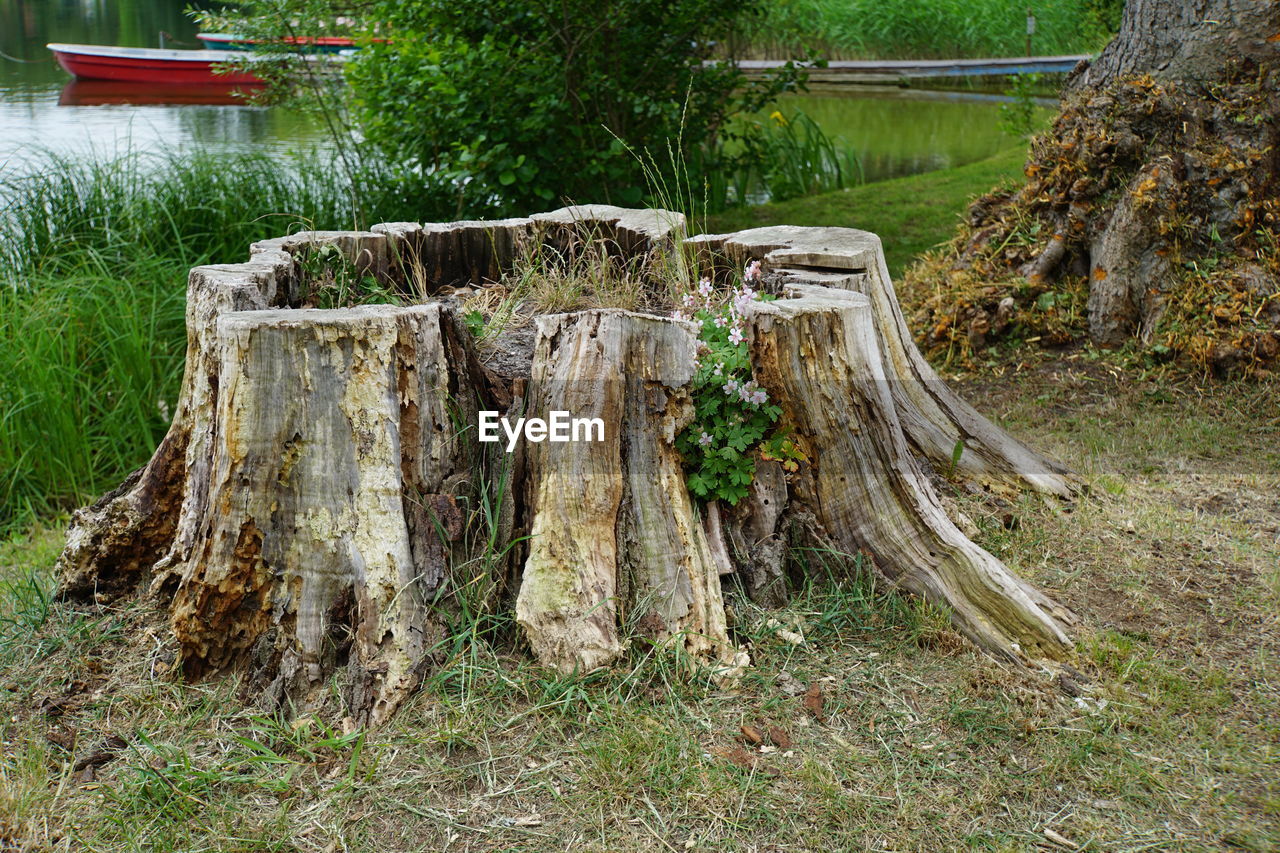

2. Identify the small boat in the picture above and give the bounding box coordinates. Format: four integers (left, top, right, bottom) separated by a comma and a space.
47, 43, 265, 85
196, 32, 368, 53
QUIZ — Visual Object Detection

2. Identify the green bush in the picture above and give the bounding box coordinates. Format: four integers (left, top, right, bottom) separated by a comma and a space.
347, 0, 806, 213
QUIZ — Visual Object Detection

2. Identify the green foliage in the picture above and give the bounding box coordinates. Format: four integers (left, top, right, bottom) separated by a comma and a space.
708, 109, 862, 208
296, 243, 402, 308
750, 0, 1115, 59
997, 72, 1045, 138
325, 0, 803, 213
673, 265, 803, 504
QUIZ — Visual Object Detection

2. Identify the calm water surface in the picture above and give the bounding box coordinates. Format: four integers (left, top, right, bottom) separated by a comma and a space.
0, 0, 326, 171
1, 0, 1045, 182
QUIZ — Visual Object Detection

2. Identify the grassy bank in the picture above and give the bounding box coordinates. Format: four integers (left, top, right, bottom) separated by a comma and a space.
1, 370, 1276, 850
0, 150, 451, 535
748, 0, 1115, 60
706, 145, 1026, 277
749, 0, 1115, 60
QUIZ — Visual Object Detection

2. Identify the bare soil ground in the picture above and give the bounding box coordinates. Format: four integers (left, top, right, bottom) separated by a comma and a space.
1, 351, 1277, 852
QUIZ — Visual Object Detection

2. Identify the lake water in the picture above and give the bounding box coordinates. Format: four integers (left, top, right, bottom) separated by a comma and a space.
0, 0, 1048, 182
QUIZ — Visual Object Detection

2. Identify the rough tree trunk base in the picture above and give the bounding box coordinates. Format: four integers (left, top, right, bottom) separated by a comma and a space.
58, 206, 1079, 724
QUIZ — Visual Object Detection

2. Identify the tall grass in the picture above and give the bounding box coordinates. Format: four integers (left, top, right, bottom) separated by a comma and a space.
0, 149, 447, 534
748, 0, 1114, 60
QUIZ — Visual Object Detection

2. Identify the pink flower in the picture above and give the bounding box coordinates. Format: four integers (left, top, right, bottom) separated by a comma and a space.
723, 378, 739, 395
728, 327, 745, 345
713, 315, 727, 328
698, 431, 712, 447
750, 389, 768, 405
744, 260, 761, 281
712, 363, 723, 376
681, 293, 694, 307
697, 277, 714, 297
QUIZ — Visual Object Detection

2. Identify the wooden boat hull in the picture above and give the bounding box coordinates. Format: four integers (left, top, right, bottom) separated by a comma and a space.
47, 43, 264, 85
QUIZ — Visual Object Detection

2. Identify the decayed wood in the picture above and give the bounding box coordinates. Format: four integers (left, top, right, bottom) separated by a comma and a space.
744, 286, 1073, 662
725, 460, 791, 608
516, 309, 742, 674
59, 248, 298, 599
171, 303, 489, 724
688, 226, 1078, 498
531, 204, 686, 260
59, 206, 1082, 725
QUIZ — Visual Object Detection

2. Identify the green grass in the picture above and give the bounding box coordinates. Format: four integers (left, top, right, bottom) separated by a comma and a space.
749, 0, 1116, 60
706, 145, 1026, 277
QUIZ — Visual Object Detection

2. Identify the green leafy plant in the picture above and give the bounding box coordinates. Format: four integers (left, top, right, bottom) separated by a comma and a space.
674, 262, 804, 504
997, 72, 1044, 139
296, 242, 402, 308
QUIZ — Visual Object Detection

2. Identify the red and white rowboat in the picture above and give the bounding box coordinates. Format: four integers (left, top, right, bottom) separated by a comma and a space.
47, 43, 265, 85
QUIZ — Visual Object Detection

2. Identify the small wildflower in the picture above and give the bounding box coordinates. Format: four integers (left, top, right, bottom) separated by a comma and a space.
744, 259, 761, 281
681, 293, 694, 307
750, 389, 768, 405
697, 277, 713, 297
728, 327, 745, 345
713, 315, 728, 328
723, 378, 739, 395
712, 362, 723, 376
698, 431, 712, 447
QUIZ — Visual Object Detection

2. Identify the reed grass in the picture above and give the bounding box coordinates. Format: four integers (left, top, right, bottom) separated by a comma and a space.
0, 148, 445, 534
748, 0, 1113, 60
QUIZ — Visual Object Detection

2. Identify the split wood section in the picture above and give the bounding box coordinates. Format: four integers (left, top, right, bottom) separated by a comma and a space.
58, 205, 1078, 724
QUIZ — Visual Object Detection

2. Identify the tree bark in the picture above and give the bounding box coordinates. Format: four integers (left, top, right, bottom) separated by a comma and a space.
689, 226, 1078, 497
1072, 0, 1280, 91
172, 304, 488, 726
516, 310, 743, 675
745, 286, 1074, 661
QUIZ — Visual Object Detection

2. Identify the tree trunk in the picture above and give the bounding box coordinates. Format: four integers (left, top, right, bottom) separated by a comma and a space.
689, 226, 1078, 498
1071, 0, 1279, 91
58, 206, 1079, 724
908, 0, 1280, 374
745, 286, 1073, 661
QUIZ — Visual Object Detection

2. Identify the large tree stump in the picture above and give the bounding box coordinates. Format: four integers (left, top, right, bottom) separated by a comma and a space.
58, 206, 1080, 724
